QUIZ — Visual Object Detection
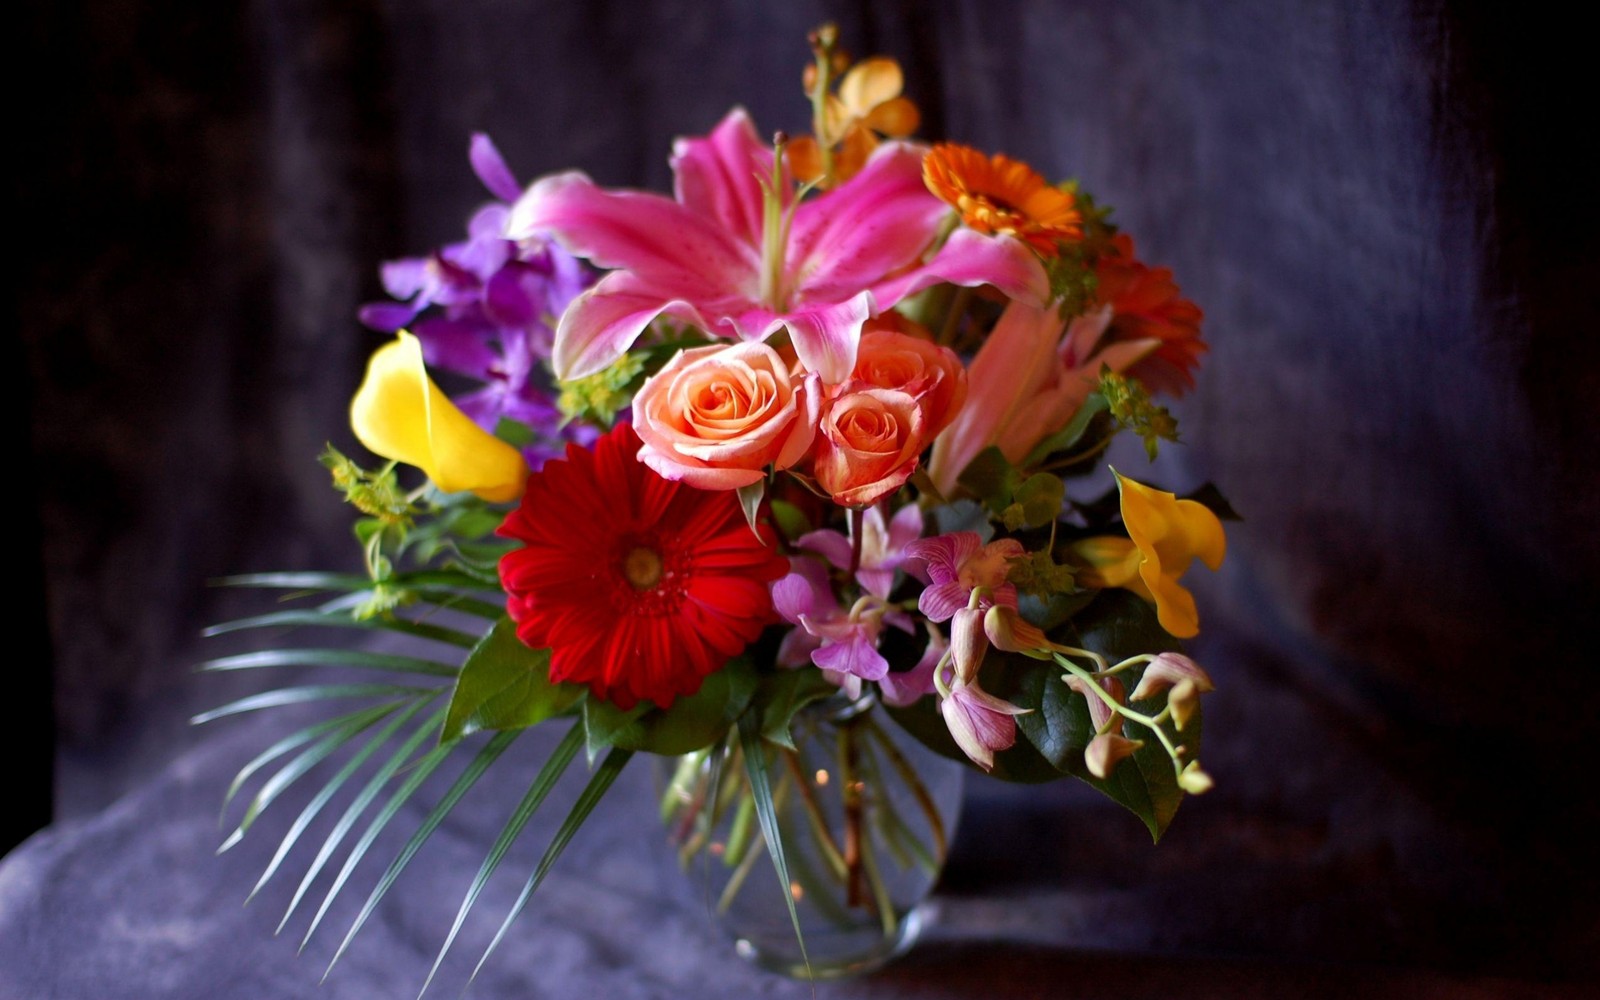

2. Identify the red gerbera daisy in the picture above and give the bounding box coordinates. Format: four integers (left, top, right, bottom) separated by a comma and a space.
497, 422, 788, 710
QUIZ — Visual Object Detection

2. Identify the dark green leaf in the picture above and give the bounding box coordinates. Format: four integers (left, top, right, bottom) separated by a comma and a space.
420, 724, 584, 996
1013, 473, 1066, 528
753, 669, 839, 750
1021, 392, 1109, 467
471, 747, 634, 984
201, 648, 459, 678
956, 446, 1018, 512
441, 618, 583, 743
1181, 482, 1243, 521
220, 704, 399, 815
326, 731, 520, 976
769, 499, 811, 542
581, 658, 758, 756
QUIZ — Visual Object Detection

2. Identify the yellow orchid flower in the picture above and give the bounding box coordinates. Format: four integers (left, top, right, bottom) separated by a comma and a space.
349, 331, 528, 502
790, 56, 921, 187
1070, 470, 1225, 638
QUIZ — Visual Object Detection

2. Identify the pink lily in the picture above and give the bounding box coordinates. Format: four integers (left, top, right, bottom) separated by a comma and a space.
927, 300, 1161, 494
506, 108, 1049, 385
795, 503, 923, 599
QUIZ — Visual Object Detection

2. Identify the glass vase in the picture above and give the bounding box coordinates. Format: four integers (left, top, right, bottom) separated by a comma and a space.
660, 691, 964, 980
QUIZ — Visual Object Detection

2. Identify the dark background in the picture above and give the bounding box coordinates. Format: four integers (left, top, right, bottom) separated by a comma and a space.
13, 0, 1598, 991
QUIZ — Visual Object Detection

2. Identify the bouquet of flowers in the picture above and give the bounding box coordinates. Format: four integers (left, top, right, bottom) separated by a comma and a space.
205, 24, 1232, 988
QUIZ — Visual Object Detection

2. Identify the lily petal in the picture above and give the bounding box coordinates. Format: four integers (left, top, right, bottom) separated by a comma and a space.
507, 170, 757, 303
552, 271, 711, 380
788, 143, 947, 302
671, 107, 774, 252
780, 292, 873, 385
872, 228, 1051, 310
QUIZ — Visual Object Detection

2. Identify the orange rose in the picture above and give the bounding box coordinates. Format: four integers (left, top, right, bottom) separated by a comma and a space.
812, 385, 928, 507
849, 320, 968, 436
633, 341, 821, 490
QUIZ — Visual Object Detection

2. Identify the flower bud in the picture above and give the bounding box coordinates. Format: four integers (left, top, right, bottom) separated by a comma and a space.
1084, 732, 1143, 779
1129, 652, 1214, 702
984, 605, 1051, 656
1177, 759, 1214, 794
1168, 677, 1200, 731
950, 607, 989, 684
1065, 673, 1125, 732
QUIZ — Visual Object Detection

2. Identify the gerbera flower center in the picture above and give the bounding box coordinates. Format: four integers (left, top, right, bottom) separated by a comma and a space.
623, 546, 666, 590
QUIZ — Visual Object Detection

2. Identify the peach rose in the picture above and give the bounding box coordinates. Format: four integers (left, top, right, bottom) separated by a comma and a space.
632, 341, 820, 490
813, 385, 928, 507
850, 320, 968, 436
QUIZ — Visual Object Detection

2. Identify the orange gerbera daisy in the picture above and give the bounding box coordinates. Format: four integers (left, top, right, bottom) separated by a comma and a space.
1095, 233, 1207, 395
922, 144, 1082, 255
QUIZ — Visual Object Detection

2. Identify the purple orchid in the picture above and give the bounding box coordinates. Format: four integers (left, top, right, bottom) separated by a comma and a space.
940, 678, 1030, 772
878, 626, 945, 708
359, 134, 596, 468
771, 557, 913, 697
505, 108, 1049, 385
795, 503, 923, 600
904, 532, 1025, 621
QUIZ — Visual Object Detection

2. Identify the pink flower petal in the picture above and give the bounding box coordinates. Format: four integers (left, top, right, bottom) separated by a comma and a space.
813, 633, 890, 681
778, 292, 873, 385
796, 528, 854, 572
787, 143, 947, 302
506, 170, 758, 304
871, 228, 1051, 311
469, 133, 522, 203
671, 107, 774, 252
552, 272, 711, 380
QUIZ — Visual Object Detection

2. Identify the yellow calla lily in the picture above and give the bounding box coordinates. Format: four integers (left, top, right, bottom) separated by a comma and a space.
1070, 470, 1225, 638
349, 331, 528, 502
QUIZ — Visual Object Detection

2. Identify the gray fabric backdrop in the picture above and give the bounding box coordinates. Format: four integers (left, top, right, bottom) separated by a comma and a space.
14, 0, 1597, 993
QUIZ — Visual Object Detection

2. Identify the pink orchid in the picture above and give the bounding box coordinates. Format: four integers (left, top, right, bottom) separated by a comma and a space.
506, 108, 1049, 385
940, 678, 1030, 772
771, 558, 912, 696
796, 503, 923, 599
904, 531, 1025, 621
879, 625, 945, 708
928, 300, 1161, 494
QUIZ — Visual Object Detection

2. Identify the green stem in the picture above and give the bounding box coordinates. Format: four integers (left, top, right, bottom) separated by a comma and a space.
1056, 655, 1187, 778
862, 719, 948, 862
782, 748, 850, 880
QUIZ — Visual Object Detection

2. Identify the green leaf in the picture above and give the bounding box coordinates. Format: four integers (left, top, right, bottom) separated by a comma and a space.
737, 712, 811, 978
1182, 482, 1243, 521
192, 684, 427, 726
1022, 392, 1109, 467
736, 480, 766, 539
301, 739, 456, 950
200, 648, 460, 678
769, 499, 811, 542
420, 724, 584, 997
471, 747, 634, 984
441, 618, 584, 743
248, 698, 434, 900
956, 446, 1018, 512
581, 658, 758, 756
326, 731, 520, 977
203, 609, 480, 650
219, 704, 400, 816
752, 669, 839, 750
278, 706, 447, 933
218, 701, 408, 849
1010, 473, 1065, 529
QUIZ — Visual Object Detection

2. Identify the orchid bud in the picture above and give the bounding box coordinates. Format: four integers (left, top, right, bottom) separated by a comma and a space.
1065, 673, 1126, 732
950, 607, 989, 684
1177, 759, 1214, 794
1129, 652, 1214, 702
984, 605, 1051, 657
1168, 677, 1201, 731
1084, 732, 1143, 779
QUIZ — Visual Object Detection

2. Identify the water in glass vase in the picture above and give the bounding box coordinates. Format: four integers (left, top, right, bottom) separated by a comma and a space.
661, 692, 965, 980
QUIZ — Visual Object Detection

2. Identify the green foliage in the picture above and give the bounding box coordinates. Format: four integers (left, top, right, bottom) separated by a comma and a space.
957, 446, 1066, 529
1099, 368, 1180, 461
556, 352, 647, 426
581, 658, 759, 756
749, 667, 839, 750
1045, 183, 1117, 319
321, 446, 414, 524
1021, 393, 1110, 468
441, 617, 584, 743
738, 712, 811, 978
